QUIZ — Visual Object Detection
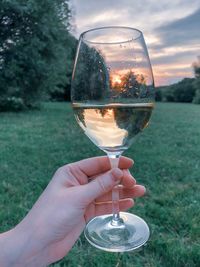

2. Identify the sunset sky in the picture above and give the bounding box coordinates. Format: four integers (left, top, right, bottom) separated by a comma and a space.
70, 0, 200, 86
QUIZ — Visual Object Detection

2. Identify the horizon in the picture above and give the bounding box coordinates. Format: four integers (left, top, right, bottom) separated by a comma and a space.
69, 0, 200, 86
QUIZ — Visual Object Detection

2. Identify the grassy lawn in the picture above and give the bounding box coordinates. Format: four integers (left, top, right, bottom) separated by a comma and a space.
0, 102, 199, 267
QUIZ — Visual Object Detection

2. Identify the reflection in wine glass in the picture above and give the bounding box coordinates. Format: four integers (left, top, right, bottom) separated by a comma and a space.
71, 27, 155, 252
73, 103, 153, 152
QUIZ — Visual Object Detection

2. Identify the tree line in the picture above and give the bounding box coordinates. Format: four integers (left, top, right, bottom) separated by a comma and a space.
156, 58, 200, 104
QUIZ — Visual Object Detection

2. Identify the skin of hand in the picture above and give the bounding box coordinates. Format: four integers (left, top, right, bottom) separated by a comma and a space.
0, 156, 145, 267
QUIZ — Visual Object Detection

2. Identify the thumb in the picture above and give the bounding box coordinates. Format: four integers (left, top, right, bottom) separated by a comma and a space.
79, 168, 123, 204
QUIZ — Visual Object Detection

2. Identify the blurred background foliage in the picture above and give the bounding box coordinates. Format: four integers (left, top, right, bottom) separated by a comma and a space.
0, 0, 77, 111
0, 0, 200, 112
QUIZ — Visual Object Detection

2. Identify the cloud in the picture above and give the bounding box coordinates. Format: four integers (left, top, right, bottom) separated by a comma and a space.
148, 7, 200, 84
70, 0, 200, 85
151, 50, 198, 66
154, 8, 200, 48
71, 0, 200, 35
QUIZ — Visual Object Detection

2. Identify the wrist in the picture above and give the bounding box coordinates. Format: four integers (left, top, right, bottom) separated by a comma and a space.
0, 226, 48, 267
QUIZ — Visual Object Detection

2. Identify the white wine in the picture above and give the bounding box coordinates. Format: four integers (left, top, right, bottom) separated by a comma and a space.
73, 103, 154, 153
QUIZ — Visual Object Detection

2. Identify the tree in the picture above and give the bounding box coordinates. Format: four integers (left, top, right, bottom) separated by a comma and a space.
0, 0, 75, 111
114, 71, 142, 98
193, 57, 200, 104
111, 70, 154, 101
173, 78, 195, 102
71, 43, 109, 102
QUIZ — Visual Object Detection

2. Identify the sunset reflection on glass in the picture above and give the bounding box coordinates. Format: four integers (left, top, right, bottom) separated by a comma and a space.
75, 106, 127, 148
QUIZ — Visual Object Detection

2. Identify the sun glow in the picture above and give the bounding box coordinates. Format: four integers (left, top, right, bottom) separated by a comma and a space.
112, 75, 122, 85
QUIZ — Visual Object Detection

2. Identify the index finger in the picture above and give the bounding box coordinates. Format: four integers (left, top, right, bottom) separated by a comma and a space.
74, 156, 134, 177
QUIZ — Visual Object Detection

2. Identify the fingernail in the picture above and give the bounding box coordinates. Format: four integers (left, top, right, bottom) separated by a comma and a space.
129, 158, 134, 165
111, 168, 123, 182
132, 176, 136, 185
141, 185, 146, 194
127, 170, 136, 184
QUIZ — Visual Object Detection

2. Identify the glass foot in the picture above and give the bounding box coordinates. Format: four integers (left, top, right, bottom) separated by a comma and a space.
84, 212, 150, 252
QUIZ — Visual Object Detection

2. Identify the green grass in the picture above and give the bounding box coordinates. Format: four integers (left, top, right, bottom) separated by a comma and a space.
0, 102, 199, 267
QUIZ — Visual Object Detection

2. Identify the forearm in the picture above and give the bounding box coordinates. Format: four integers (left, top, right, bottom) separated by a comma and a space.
0, 227, 47, 267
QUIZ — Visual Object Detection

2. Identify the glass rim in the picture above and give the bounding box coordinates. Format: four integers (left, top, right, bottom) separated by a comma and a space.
80, 26, 143, 45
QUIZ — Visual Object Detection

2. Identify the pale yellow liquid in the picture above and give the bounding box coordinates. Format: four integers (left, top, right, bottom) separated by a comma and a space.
73, 103, 154, 152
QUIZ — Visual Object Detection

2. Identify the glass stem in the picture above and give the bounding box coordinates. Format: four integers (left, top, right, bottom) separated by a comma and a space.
108, 152, 124, 227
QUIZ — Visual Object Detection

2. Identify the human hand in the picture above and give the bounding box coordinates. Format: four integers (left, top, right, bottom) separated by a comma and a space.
1, 156, 145, 266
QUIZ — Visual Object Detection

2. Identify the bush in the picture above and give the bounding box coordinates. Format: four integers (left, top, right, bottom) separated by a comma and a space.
193, 57, 200, 104
193, 86, 200, 104
155, 88, 162, 101
173, 78, 196, 102
157, 78, 195, 103
0, 97, 25, 112
162, 86, 175, 102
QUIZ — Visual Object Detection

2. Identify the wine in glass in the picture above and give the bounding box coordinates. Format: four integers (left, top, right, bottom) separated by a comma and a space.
71, 26, 155, 252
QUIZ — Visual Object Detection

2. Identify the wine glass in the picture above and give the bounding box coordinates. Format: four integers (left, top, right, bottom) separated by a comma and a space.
71, 26, 155, 252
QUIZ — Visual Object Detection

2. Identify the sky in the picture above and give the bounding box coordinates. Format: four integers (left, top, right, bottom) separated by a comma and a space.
69, 0, 200, 86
